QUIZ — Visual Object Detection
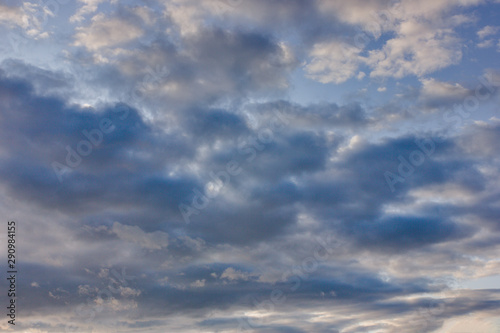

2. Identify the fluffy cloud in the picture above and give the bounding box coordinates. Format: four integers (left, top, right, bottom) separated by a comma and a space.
0, 3, 26, 27
1, 1, 500, 332
477, 25, 500, 49
305, 0, 480, 82
0, 2, 53, 39
477, 25, 500, 39
74, 13, 144, 51
419, 78, 471, 110
367, 19, 463, 78
220, 267, 254, 281
305, 41, 363, 84
112, 222, 169, 250
70, 0, 112, 23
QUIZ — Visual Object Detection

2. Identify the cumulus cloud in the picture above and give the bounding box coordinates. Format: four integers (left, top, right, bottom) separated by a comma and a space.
0, 3, 26, 27
476, 25, 500, 49
70, 0, 111, 23
112, 222, 169, 250
0, 2, 53, 39
220, 267, 254, 281
477, 25, 500, 39
305, 0, 479, 83
367, 19, 463, 78
305, 41, 363, 84
74, 12, 144, 52
1, 1, 500, 332
419, 78, 471, 110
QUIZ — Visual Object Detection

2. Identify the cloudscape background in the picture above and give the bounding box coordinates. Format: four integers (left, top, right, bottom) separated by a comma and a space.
1, 0, 500, 332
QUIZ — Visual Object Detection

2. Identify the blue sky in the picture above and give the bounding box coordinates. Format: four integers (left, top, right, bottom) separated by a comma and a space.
1, 0, 500, 332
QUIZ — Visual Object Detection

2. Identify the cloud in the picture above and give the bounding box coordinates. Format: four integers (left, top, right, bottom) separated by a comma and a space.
74, 12, 144, 52
418, 78, 471, 109
1, 1, 500, 332
112, 222, 169, 250
0, 3, 25, 27
190, 279, 206, 288
344, 216, 474, 251
367, 19, 463, 78
1, 59, 73, 96
316, 0, 394, 28
476, 25, 500, 49
119, 286, 142, 297
458, 118, 500, 157
0, 2, 53, 39
477, 38, 496, 48
477, 25, 500, 39
305, 0, 479, 82
248, 100, 373, 129
70, 0, 111, 23
220, 267, 254, 281
305, 41, 363, 84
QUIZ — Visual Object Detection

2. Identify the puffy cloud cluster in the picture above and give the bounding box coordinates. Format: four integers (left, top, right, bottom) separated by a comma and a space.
0, 0, 499, 332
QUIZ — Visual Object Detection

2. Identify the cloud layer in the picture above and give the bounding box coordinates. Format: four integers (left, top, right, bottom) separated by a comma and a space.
0, 0, 500, 332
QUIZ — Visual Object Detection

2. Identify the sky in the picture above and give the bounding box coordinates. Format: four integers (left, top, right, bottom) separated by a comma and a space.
0, 0, 500, 332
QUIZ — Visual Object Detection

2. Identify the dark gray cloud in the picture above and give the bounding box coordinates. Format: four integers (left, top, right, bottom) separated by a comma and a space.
343, 216, 474, 251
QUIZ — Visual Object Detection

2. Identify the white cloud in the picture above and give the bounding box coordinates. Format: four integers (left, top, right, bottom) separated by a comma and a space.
220, 267, 253, 281
94, 297, 138, 311
417, 78, 471, 111
477, 25, 500, 39
304, 41, 363, 84
119, 286, 141, 297
307, 0, 480, 83
77, 284, 97, 295
164, 0, 203, 36
111, 222, 169, 250
477, 39, 495, 48
19, 329, 49, 333
0, 2, 54, 39
420, 78, 469, 100
316, 0, 395, 32
98, 268, 109, 278
477, 26, 500, 49
0, 4, 25, 27
73, 13, 144, 51
395, 0, 482, 19
190, 279, 206, 288
368, 19, 463, 78
70, 0, 113, 23
435, 315, 499, 333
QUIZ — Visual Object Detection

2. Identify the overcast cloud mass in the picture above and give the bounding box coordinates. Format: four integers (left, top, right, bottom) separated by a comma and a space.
1, 0, 500, 332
